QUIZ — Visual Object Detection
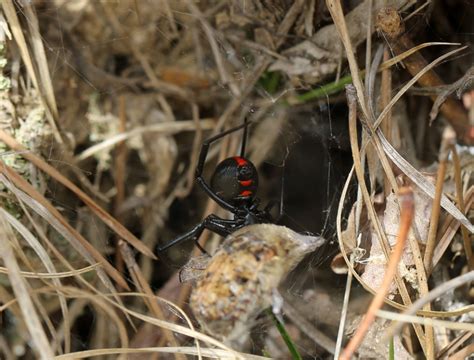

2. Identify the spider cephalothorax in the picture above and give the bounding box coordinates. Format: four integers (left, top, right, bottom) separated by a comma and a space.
157, 119, 280, 255
210, 156, 259, 204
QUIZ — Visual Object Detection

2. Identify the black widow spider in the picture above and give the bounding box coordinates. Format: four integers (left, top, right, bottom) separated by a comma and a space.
158, 118, 281, 255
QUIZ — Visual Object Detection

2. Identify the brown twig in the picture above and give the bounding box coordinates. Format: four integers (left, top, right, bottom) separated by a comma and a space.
376, 7, 470, 143
449, 344, 474, 360
114, 96, 128, 276
451, 146, 474, 270
345, 84, 426, 351
436, 331, 472, 359
340, 187, 414, 360
432, 187, 474, 269
424, 127, 456, 273
381, 46, 393, 197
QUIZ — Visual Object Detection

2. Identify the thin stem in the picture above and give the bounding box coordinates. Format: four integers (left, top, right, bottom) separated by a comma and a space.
340, 187, 414, 360
334, 254, 354, 359
424, 127, 456, 273
451, 145, 473, 270
267, 309, 302, 360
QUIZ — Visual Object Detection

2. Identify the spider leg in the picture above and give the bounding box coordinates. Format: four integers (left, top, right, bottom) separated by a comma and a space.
263, 200, 280, 222
196, 121, 251, 214
240, 116, 249, 157
264, 169, 285, 223
157, 222, 207, 253
157, 214, 243, 255
263, 172, 285, 224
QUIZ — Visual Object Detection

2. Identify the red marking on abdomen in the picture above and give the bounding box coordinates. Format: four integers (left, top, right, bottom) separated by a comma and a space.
233, 156, 248, 167
240, 190, 252, 197
240, 179, 252, 186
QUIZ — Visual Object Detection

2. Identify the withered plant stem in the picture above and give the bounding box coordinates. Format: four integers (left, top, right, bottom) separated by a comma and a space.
345, 84, 427, 353
0, 212, 55, 359
114, 96, 128, 277
424, 127, 456, 273
0, 128, 155, 261
381, 47, 392, 197
0, 162, 129, 290
376, 7, 470, 143
340, 187, 414, 360
436, 330, 473, 358
451, 146, 474, 270
384, 271, 474, 340
119, 241, 184, 360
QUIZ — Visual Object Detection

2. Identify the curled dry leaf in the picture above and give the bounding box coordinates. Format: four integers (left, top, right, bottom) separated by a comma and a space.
184, 224, 326, 343
361, 176, 434, 293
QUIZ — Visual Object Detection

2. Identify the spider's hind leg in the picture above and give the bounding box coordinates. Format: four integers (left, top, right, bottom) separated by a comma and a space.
157, 214, 238, 256
157, 222, 207, 254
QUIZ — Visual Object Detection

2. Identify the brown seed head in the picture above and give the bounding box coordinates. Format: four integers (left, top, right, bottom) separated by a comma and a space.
376, 7, 404, 39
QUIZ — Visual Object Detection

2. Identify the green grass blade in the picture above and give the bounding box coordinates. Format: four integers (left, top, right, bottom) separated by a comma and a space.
267, 308, 303, 360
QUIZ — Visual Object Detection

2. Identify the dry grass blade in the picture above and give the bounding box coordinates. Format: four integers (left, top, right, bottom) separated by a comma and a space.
1, 0, 62, 143
334, 254, 354, 359
340, 187, 415, 360
55, 286, 243, 358
436, 331, 473, 359
376, 310, 474, 332
119, 241, 186, 360
326, 0, 369, 119
448, 344, 474, 360
21, 1, 59, 120
0, 264, 99, 278
52, 346, 270, 359
0, 207, 71, 353
337, 164, 474, 318
374, 46, 467, 129
364, 46, 473, 234
346, 84, 427, 350
0, 128, 155, 259
330, 0, 472, 236
0, 211, 55, 359
384, 271, 474, 339
76, 118, 215, 161
0, 165, 129, 290
378, 130, 474, 233
451, 146, 473, 269
377, 42, 461, 80
424, 127, 456, 273
432, 187, 474, 267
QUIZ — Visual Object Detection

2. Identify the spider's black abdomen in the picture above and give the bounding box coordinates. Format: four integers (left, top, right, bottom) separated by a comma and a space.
210, 156, 258, 203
